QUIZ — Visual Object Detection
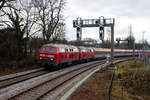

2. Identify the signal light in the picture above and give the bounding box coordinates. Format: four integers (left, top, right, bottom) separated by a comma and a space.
77, 33, 79, 38
99, 25, 104, 40
100, 33, 103, 37
96, 21, 98, 24
77, 27, 80, 31
99, 30, 104, 39
117, 41, 120, 44
73, 21, 75, 26
95, 20, 99, 24
99, 32, 103, 40
100, 26, 104, 30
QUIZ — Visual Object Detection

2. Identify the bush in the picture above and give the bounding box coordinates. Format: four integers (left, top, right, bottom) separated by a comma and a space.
122, 71, 150, 93
0, 57, 36, 72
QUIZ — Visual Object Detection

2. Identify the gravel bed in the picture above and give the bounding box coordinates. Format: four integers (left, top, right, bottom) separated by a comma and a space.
0, 60, 101, 100
41, 63, 107, 100
11, 62, 102, 100
41, 59, 128, 100
0, 68, 44, 81
0, 70, 47, 88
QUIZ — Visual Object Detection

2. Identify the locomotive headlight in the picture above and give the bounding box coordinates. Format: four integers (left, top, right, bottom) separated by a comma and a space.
40, 54, 45, 56
48, 55, 54, 58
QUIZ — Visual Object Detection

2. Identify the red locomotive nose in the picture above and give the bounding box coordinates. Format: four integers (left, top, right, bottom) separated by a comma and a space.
38, 46, 56, 60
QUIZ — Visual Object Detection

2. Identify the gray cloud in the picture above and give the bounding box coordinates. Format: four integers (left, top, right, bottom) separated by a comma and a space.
71, 0, 150, 18
65, 0, 150, 42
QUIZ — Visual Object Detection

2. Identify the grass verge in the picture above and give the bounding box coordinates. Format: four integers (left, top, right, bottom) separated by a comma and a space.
111, 58, 150, 100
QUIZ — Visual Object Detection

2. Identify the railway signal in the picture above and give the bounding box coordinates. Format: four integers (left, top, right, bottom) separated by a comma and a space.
95, 19, 104, 40
99, 24, 104, 40
73, 17, 82, 41
76, 26, 82, 40
73, 17, 115, 67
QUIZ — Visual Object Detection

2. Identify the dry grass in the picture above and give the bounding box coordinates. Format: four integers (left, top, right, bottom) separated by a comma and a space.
70, 59, 150, 100
111, 58, 150, 100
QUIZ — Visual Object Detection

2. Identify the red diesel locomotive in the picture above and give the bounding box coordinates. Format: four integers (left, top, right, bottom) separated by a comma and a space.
37, 43, 95, 69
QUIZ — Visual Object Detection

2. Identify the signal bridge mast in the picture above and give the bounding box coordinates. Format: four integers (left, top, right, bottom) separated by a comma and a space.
73, 16, 115, 67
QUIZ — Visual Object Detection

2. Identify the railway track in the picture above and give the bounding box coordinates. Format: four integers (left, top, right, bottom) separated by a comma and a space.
0, 69, 48, 89
0, 68, 44, 81
0, 58, 129, 100
0, 60, 106, 100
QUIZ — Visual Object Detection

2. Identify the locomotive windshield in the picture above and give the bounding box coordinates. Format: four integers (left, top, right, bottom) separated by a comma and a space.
48, 47, 55, 52
42, 47, 47, 51
41, 46, 54, 52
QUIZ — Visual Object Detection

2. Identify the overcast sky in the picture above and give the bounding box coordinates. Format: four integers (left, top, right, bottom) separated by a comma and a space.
64, 0, 150, 43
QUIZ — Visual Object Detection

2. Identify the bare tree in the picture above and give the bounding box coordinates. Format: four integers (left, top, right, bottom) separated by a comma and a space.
0, 0, 16, 10
0, 0, 6, 10
0, 6, 25, 59
52, 22, 66, 41
32, 0, 65, 42
0, 0, 38, 59
18, 0, 39, 57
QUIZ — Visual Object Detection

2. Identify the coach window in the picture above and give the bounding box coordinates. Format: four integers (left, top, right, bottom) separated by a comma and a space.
65, 48, 68, 52
70, 49, 72, 52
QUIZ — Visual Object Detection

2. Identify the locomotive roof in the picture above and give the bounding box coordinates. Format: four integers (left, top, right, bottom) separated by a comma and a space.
43, 43, 78, 49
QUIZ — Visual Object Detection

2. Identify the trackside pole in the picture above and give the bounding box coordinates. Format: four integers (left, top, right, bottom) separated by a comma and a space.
110, 19, 115, 68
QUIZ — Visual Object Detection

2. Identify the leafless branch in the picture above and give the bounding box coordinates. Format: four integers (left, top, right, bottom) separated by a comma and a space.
32, 0, 66, 42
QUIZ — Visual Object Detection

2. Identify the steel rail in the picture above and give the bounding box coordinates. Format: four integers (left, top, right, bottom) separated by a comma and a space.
0, 68, 44, 82
0, 70, 48, 89
0, 57, 132, 100
10, 60, 106, 100
36, 61, 106, 100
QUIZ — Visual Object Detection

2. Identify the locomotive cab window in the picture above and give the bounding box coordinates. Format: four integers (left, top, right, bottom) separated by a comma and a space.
48, 47, 54, 52
42, 47, 47, 51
